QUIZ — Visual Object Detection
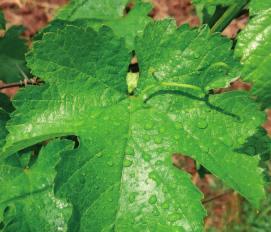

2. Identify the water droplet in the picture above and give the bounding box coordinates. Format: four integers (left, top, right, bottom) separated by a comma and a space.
129, 192, 137, 203
194, 53, 200, 59
142, 153, 151, 161
168, 213, 180, 222
96, 152, 103, 158
224, 137, 233, 147
154, 137, 162, 145
148, 171, 159, 183
174, 134, 181, 140
148, 195, 157, 205
162, 202, 169, 209
159, 127, 166, 133
197, 120, 208, 129
143, 134, 150, 142
107, 161, 113, 167
126, 146, 134, 156
108, 197, 113, 202
201, 145, 209, 153
155, 160, 163, 166
144, 122, 154, 130
152, 207, 160, 216
237, 137, 244, 145
123, 159, 133, 167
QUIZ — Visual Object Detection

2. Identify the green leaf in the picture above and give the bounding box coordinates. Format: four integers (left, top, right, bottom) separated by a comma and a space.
249, 0, 271, 14
45, 1, 152, 50
0, 93, 14, 113
57, 0, 129, 21
2, 21, 267, 230
136, 20, 240, 92
0, 109, 9, 149
235, 4, 271, 108
0, 11, 5, 30
0, 26, 30, 82
0, 140, 73, 231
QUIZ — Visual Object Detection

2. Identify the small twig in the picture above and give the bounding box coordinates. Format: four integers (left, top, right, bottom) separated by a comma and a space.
203, 189, 233, 204
0, 78, 44, 90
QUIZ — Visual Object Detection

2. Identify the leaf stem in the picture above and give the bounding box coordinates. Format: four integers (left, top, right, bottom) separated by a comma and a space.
210, 0, 248, 33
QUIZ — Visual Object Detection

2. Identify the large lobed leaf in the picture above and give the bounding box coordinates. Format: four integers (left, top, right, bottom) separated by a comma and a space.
0, 139, 73, 231
1, 18, 267, 231
235, 0, 271, 108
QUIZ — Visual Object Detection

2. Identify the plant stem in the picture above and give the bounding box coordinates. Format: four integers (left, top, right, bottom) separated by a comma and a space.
203, 189, 233, 204
211, 0, 248, 33
0, 78, 44, 90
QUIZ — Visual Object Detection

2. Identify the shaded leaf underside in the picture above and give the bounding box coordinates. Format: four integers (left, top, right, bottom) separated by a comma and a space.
0, 26, 29, 83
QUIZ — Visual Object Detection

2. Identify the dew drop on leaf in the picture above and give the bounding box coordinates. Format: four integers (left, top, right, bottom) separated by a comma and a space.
148, 195, 157, 205
197, 120, 208, 129
237, 137, 244, 145
129, 192, 137, 203
126, 146, 134, 156
148, 171, 159, 183
159, 127, 166, 133
144, 122, 154, 130
201, 145, 209, 153
168, 213, 180, 222
174, 134, 181, 140
96, 152, 103, 158
107, 160, 114, 167
155, 160, 163, 166
142, 153, 151, 161
162, 201, 169, 209
154, 137, 162, 145
123, 158, 133, 167
152, 207, 160, 216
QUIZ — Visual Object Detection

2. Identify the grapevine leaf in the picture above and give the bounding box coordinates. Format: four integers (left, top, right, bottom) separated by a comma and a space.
43, 2, 152, 49
1, 22, 267, 230
0, 26, 29, 82
0, 140, 73, 231
57, 0, 129, 21
136, 20, 240, 92
235, 3, 271, 108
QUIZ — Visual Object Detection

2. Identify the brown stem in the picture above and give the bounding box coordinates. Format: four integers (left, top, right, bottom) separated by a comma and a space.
203, 189, 233, 204
0, 78, 44, 90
